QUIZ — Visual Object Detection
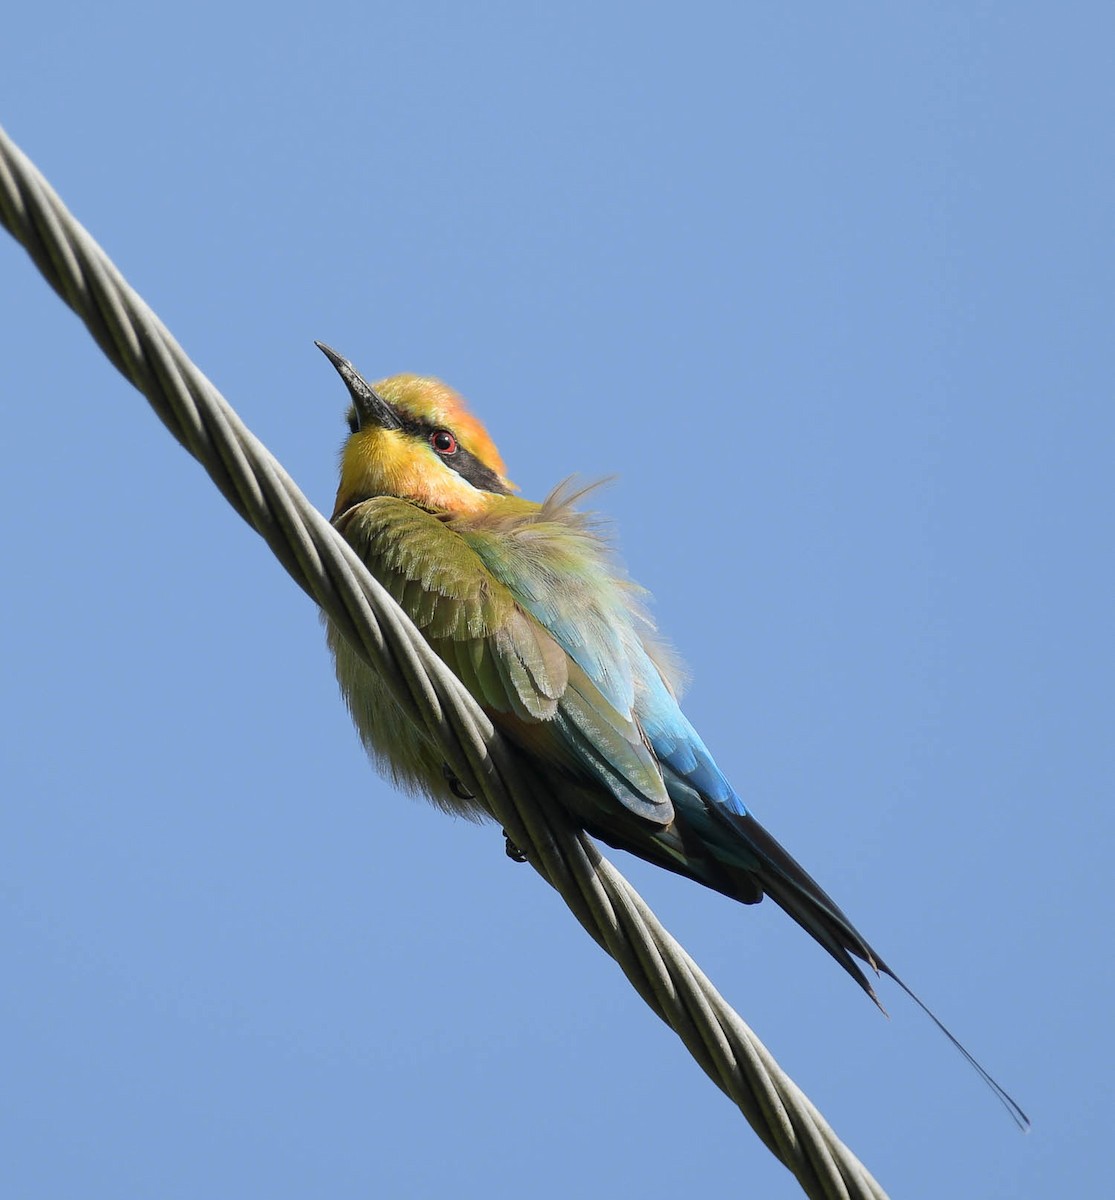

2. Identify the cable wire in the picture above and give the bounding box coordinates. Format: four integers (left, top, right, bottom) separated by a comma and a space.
0, 121, 889, 1200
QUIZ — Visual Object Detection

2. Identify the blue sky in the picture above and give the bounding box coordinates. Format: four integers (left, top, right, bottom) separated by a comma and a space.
1, 5, 1111, 1198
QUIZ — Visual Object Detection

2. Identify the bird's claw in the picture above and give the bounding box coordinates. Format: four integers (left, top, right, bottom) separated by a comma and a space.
441, 762, 475, 801
503, 830, 529, 863
441, 766, 527, 861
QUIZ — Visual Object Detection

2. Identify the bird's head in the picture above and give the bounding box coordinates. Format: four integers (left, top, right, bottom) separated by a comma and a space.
317, 342, 515, 520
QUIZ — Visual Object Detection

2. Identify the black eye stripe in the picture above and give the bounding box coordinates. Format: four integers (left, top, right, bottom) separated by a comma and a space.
350, 411, 510, 495
406, 418, 509, 493
447, 445, 512, 494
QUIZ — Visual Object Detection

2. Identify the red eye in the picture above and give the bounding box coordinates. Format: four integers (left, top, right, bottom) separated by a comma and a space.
430, 430, 457, 454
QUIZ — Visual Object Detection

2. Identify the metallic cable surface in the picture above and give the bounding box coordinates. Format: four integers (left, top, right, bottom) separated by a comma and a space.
0, 122, 888, 1200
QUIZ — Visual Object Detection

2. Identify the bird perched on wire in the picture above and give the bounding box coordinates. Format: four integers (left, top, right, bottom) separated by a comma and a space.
316, 341, 1027, 1128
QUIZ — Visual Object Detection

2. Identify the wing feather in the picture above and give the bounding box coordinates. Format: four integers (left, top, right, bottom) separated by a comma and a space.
338, 496, 672, 825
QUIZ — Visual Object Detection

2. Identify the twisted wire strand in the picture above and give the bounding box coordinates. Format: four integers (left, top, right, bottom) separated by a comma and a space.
0, 122, 888, 1200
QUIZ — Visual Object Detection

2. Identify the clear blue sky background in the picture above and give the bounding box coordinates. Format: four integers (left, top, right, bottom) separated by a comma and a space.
1, 5, 1111, 1198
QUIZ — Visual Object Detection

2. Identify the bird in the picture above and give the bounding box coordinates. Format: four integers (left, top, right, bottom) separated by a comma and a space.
316, 340, 1028, 1129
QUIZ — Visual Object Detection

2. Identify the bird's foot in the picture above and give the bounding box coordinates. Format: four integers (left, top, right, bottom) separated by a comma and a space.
440, 764, 526, 860
441, 762, 475, 801
503, 830, 529, 863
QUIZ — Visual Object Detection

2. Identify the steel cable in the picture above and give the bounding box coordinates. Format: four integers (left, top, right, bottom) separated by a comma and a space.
0, 122, 888, 1200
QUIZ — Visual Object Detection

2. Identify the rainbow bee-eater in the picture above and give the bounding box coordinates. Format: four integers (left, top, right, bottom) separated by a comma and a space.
316, 341, 1027, 1128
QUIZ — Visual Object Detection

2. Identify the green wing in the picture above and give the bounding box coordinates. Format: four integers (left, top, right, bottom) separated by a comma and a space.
338, 496, 672, 823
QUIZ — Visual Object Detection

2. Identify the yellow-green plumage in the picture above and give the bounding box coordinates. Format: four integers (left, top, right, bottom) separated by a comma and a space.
314, 341, 1029, 1128
327, 487, 671, 822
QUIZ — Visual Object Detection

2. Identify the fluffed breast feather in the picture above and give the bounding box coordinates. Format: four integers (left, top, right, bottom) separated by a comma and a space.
333, 491, 677, 825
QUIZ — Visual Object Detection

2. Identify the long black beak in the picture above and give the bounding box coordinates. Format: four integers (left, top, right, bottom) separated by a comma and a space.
315, 341, 403, 431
